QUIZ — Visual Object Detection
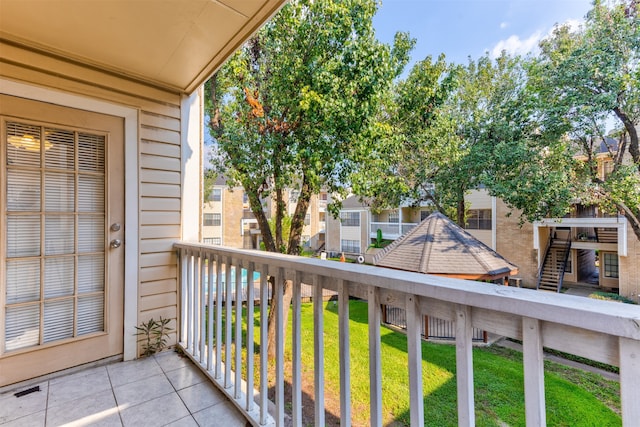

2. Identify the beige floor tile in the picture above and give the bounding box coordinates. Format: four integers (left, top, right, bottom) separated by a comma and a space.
177, 381, 225, 414
0, 383, 48, 424
154, 351, 190, 373
192, 401, 247, 427
119, 393, 189, 427
107, 357, 163, 388
165, 365, 207, 391
163, 416, 199, 427
112, 374, 174, 408
47, 369, 112, 408
45, 389, 121, 427
0, 410, 45, 427
48, 365, 107, 386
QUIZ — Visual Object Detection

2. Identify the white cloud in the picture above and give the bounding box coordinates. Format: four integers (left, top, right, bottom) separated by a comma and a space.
562, 18, 583, 33
500, 21, 509, 29
490, 30, 543, 58
489, 17, 584, 58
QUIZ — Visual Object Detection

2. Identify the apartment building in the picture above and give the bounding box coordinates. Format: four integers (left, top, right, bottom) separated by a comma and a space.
327, 185, 639, 301
202, 177, 327, 251
326, 197, 425, 258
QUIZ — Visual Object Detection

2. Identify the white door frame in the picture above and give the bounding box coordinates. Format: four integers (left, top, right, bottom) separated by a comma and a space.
1, 78, 139, 361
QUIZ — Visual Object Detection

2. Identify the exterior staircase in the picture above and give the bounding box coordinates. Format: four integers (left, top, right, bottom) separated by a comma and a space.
537, 231, 572, 292
595, 227, 618, 243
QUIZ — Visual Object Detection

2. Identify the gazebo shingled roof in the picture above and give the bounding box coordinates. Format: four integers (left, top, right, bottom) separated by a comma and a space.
373, 211, 518, 280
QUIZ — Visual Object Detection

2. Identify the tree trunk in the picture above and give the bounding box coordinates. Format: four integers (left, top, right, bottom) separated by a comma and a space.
613, 107, 639, 171
288, 175, 312, 255
265, 175, 314, 357
266, 278, 293, 359
275, 188, 284, 251
618, 202, 640, 242
456, 196, 465, 227
247, 189, 276, 252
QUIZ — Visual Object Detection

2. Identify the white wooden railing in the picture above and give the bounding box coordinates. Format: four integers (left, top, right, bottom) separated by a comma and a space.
175, 242, 640, 427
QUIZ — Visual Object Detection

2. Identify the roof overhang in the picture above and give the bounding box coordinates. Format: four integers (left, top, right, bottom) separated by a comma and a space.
0, 0, 287, 94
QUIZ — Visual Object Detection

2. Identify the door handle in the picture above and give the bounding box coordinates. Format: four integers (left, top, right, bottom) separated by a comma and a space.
110, 239, 122, 249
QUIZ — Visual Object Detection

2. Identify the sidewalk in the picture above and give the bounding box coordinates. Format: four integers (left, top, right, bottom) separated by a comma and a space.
495, 338, 619, 381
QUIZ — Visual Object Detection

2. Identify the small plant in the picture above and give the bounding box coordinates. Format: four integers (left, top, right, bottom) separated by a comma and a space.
589, 291, 636, 304
135, 317, 173, 356
369, 228, 388, 249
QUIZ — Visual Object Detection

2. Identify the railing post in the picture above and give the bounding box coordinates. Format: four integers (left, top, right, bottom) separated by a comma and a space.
186, 250, 193, 353
274, 267, 285, 427
215, 254, 223, 380
224, 257, 233, 388
207, 253, 214, 371
292, 270, 302, 426
455, 305, 475, 427
406, 294, 424, 427
368, 285, 382, 427
198, 250, 206, 363
245, 261, 255, 413
234, 259, 243, 399
522, 317, 546, 426
338, 279, 351, 427
619, 337, 640, 427
259, 265, 269, 425
179, 248, 187, 348
313, 275, 325, 426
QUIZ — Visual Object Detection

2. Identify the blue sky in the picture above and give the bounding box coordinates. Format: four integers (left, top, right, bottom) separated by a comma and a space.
373, 0, 593, 67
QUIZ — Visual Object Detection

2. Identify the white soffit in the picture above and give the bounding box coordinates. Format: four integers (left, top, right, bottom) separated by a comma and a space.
0, 0, 286, 94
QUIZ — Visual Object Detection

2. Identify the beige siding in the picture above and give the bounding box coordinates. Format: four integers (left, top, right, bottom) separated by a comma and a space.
495, 200, 537, 287
618, 225, 640, 300
1, 44, 186, 352
138, 111, 182, 336
466, 189, 492, 209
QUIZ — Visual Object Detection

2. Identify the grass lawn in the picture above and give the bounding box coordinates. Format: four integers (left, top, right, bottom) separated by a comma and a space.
234, 299, 620, 426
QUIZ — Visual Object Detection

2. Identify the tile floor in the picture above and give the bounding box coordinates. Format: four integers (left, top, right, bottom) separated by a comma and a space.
0, 351, 248, 426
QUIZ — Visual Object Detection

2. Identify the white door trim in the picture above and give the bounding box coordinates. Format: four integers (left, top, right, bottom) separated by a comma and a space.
1, 78, 139, 361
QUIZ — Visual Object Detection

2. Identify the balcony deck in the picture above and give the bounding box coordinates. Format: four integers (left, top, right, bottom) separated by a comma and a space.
176, 242, 640, 427
0, 351, 245, 426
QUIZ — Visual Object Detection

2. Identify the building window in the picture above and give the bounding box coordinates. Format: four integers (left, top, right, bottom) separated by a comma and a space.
420, 209, 434, 221
603, 253, 619, 278
203, 237, 221, 245
210, 188, 222, 202
290, 190, 300, 202
340, 211, 360, 227
204, 213, 221, 226
319, 192, 328, 201
603, 160, 614, 179
304, 213, 311, 225
242, 192, 249, 204
341, 239, 360, 254
465, 209, 491, 230
388, 210, 399, 223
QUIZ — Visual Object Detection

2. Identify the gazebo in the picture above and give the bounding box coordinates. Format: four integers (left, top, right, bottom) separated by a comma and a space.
373, 211, 519, 341
373, 211, 518, 282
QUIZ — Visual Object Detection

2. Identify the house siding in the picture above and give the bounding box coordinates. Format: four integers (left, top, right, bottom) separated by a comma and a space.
1, 45, 189, 350
495, 199, 538, 287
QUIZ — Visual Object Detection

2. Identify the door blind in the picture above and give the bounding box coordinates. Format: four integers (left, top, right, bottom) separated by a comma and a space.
4, 120, 106, 352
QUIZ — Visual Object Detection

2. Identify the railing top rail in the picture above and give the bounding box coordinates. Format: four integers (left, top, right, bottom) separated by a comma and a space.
175, 242, 640, 340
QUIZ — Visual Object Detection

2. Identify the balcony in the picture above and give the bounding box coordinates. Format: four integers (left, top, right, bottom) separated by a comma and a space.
175, 242, 640, 426
370, 222, 418, 240
534, 217, 628, 255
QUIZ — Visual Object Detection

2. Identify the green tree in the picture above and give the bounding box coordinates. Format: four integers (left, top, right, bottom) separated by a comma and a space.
351, 54, 465, 223
206, 0, 412, 355
353, 53, 536, 227
515, 0, 640, 239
